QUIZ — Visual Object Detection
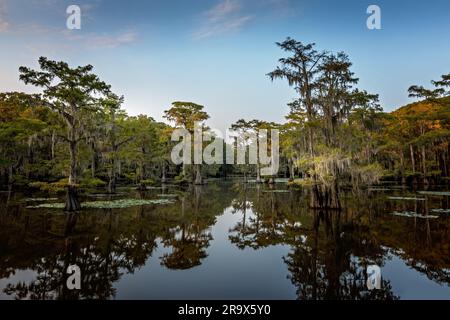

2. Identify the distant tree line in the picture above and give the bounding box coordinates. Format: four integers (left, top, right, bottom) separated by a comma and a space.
0, 38, 449, 211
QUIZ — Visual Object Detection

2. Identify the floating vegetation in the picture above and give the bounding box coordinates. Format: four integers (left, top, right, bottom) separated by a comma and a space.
369, 188, 392, 191
431, 209, 450, 214
25, 198, 59, 202
88, 193, 126, 198
388, 197, 426, 201
27, 202, 65, 209
274, 178, 290, 183
262, 190, 290, 193
390, 211, 439, 219
27, 198, 175, 209
418, 191, 450, 196
82, 199, 175, 209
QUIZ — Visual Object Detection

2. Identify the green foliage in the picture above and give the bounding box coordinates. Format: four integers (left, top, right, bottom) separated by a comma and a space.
164, 101, 209, 131
140, 179, 155, 186
29, 179, 69, 193
80, 177, 106, 188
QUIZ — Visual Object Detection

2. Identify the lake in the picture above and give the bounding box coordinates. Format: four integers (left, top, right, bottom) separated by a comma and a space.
1, 181, 449, 300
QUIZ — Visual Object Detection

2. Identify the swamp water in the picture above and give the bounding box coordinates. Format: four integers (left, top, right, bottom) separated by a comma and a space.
0, 181, 449, 300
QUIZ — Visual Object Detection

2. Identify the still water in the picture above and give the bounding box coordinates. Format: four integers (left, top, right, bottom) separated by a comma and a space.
1, 181, 449, 300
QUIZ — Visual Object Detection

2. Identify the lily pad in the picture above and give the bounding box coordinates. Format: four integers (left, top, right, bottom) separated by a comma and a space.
390, 211, 439, 219
27, 202, 65, 209
88, 193, 126, 198
25, 198, 59, 202
274, 178, 290, 183
418, 191, 450, 196
83, 199, 175, 208
27, 198, 175, 209
431, 209, 450, 214
388, 197, 426, 201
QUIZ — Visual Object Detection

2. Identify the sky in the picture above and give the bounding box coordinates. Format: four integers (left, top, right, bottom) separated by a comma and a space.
0, 0, 449, 132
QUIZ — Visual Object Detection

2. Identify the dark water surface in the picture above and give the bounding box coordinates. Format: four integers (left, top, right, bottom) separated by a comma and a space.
1, 181, 449, 300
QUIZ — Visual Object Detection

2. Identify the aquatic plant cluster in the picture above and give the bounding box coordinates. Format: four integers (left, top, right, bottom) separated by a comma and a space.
26, 198, 175, 209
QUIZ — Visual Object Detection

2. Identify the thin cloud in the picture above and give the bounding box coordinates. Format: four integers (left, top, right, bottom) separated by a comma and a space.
207, 0, 241, 22
0, 0, 136, 50
193, 0, 253, 39
0, 0, 9, 32
64, 30, 138, 49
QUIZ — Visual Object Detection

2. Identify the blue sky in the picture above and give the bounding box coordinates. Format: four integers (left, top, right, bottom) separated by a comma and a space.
0, 0, 449, 132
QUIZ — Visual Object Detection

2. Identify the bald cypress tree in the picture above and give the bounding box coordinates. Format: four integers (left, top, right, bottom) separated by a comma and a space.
19, 57, 111, 211
164, 102, 209, 185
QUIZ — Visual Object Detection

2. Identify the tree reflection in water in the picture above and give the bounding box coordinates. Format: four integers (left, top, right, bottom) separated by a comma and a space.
0, 183, 235, 299
228, 182, 450, 300
0, 182, 449, 299
160, 186, 213, 269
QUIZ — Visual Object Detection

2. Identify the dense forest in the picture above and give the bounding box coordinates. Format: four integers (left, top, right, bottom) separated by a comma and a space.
1, 38, 449, 211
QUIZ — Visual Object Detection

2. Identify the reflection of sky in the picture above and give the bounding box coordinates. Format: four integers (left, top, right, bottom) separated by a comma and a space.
114, 206, 296, 299
1, 206, 450, 299
382, 254, 450, 300
0, 269, 37, 300
114, 207, 450, 300
1, 1, 449, 132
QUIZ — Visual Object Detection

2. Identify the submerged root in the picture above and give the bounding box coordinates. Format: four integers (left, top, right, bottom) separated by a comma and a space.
309, 184, 341, 210
64, 186, 81, 212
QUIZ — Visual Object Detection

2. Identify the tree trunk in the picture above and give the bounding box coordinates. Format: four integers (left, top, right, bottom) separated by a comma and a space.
422, 145, 428, 185
65, 126, 81, 212
161, 162, 167, 183
182, 163, 185, 177
308, 121, 314, 157
108, 151, 116, 194
68, 139, 77, 185
51, 130, 56, 160
90, 138, 99, 179
194, 164, 203, 185
410, 144, 415, 174
256, 162, 262, 183
65, 186, 81, 212
400, 150, 406, 185
290, 164, 295, 180
7, 165, 13, 190
137, 160, 147, 190
107, 177, 116, 194
255, 132, 262, 183
310, 183, 341, 210
443, 153, 448, 177
91, 150, 96, 178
